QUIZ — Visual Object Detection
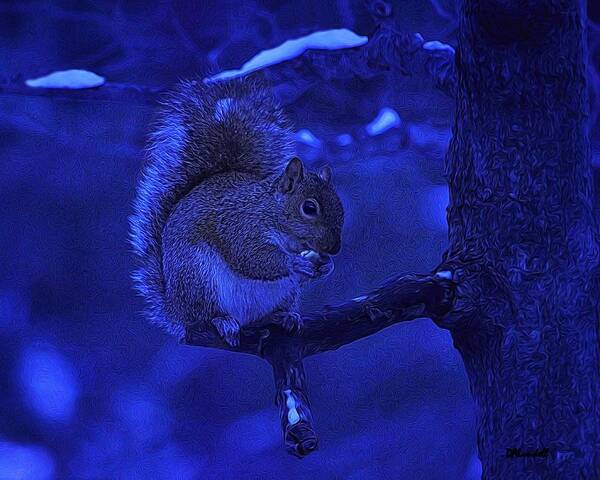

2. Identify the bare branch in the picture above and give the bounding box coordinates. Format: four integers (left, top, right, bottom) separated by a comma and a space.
182, 273, 455, 356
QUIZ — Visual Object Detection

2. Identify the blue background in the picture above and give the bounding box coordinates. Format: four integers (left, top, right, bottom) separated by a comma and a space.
2, 1, 599, 478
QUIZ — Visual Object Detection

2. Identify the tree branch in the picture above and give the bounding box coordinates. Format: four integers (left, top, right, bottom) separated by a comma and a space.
182, 272, 455, 456
263, 25, 456, 102
0, 27, 456, 106
0, 80, 163, 106
265, 342, 318, 457
183, 272, 455, 355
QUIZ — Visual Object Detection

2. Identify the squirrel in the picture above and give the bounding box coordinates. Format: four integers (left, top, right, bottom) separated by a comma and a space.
130, 77, 344, 346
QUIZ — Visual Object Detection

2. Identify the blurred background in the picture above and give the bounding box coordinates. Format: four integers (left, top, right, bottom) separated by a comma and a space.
1, 1, 599, 479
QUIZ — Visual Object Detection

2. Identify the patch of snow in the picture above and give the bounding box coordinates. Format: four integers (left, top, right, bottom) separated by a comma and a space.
296, 129, 322, 148
209, 29, 368, 81
366, 107, 401, 136
435, 270, 453, 280
423, 41, 455, 54
25, 69, 105, 89
284, 389, 300, 425
336, 134, 353, 146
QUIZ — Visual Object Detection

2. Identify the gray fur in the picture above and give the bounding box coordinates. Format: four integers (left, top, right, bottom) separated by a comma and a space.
130, 77, 344, 343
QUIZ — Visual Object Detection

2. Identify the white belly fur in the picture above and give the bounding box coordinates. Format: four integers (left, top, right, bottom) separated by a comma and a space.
204, 245, 296, 326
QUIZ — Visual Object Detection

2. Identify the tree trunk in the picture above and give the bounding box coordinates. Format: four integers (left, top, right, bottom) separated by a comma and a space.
445, 0, 600, 477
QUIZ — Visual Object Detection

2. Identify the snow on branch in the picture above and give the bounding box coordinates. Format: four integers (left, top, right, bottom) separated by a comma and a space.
207, 28, 368, 81
25, 69, 105, 89
223, 26, 456, 99
1, 28, 456, 106
1, 76, 163, 105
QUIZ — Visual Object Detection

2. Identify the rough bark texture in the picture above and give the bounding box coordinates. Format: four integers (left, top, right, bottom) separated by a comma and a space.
444, 0, 600, 477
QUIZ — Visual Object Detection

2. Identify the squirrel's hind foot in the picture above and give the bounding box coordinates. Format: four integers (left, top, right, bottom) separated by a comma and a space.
212, 316, 241, 346
272, 311, 303, 334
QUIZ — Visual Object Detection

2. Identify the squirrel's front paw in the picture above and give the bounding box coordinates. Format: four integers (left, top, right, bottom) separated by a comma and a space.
291, 255, 319, 279
212, 316, 241, 347
272, 311, 303, 333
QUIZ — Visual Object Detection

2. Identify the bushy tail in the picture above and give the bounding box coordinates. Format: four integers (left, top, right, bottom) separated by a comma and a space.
129, 77, 295, 337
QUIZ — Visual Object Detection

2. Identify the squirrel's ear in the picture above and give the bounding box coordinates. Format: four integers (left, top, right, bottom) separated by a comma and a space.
319, 165, 332, 183
278, 157, 304, 193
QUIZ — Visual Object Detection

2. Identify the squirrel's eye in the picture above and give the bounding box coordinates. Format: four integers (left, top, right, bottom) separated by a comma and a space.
301, 199, 320, 218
